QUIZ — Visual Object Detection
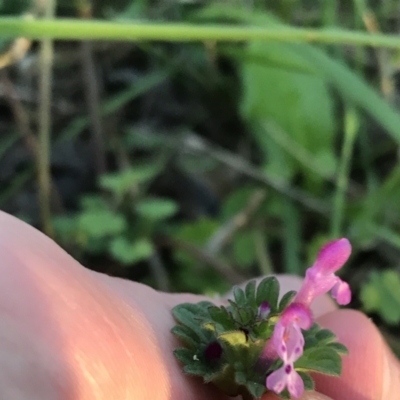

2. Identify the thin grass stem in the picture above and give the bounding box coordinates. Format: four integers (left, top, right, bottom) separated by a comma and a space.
37, 0, 56, 237
331, 107, 359, 238
0, 18, 400, 48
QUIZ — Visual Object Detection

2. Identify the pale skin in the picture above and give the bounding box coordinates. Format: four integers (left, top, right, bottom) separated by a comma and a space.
0, 211, 399, 400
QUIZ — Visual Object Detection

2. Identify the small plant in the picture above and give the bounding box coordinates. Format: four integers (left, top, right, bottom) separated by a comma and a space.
53, 162, 178, 267
172, 238, 351, 399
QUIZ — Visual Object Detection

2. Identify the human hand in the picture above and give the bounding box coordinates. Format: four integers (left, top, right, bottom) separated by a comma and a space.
0, 211, 398, 400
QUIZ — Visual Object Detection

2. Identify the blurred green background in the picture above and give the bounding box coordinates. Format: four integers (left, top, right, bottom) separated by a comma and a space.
1, 0, 400, 355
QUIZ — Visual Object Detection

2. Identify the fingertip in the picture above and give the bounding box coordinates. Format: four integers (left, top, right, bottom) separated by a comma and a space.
315, 309, 400, 400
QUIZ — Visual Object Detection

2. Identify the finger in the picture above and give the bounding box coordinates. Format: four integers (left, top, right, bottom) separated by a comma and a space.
315, 309, 400, 400
0, 211, 225, 400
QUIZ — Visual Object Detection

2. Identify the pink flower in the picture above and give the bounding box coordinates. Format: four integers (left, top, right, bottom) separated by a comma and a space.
295, 238, 352, 307
258, 301, 271, 319
266, 238, 352, 397
266, 304, 312, 398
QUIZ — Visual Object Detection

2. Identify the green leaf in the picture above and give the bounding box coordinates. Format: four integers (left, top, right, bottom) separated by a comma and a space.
174, 347, 195, 365
326, 342, 349, 356
237, 307, 254, 326
173, 302, 213, 321
296, 348, 342, 376
207, 306, 236, 331
241, 41, 335, 185
256, 276, 280, 311
171, 325, 200, 348
99, 164, 160, 199
245, 280, 257, 308
109, 237, 154, 265
315, 329, 337, 344
172, 303, 212, 342
278, 290, 296, 312
298, 371, 315, 391
135, 198, 178, 220
360, 270, 400, 325
183, 363, 210, 376
80, 195, 109, 210
78, 210, 127, 239
233, 287, 247, 307
252, 320, 273, 340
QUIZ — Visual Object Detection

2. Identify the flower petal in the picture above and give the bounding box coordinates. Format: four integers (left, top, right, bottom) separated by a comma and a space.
284, 323, 304, 362
266, 365, 305, 399
331, 279, 351, 305
272, 322, 287, 359
281, 303, 313, 330
266, 366, 288, 394
312, 238, 351, 275
287, 369, 305, 399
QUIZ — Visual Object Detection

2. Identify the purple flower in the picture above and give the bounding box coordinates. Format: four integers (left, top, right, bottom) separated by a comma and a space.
266, 304, 312, 398
266, 238, 352, 398
294, 238, 352, 307
258, 301, 271, 319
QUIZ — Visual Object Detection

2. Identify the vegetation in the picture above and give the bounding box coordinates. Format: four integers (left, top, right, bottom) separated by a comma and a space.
1, 0, 400, 355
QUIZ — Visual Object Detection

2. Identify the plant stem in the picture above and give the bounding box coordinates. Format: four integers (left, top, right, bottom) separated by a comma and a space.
0, 18, 400, 48
283, 197, 301, 275
37, 0, 56, 237
331, 107, 359, 238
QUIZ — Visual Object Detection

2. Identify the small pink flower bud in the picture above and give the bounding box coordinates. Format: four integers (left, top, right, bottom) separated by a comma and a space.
258, 301, 271, 319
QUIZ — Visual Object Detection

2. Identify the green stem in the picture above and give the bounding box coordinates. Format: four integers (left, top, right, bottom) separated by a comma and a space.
331, 107, 359, 238
0, 18, 399, 48
37, 0, 56, 238
283, 197, 301, 275
253, 226, 273, 276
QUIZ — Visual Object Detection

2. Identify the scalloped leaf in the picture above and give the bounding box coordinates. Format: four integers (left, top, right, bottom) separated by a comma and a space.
233, 286, 247, 307
252, 320, 273, 340
237, 307, 255, 326
278, 290, 297, 312
174, 347, 195, 364
172, 304, 213, 342
245, 280, 257, 308
315, 328, 337, 344
326, 342, 349, 355
207, 306, 235, 329
184, 362, 211, 376
296, 347, 342, 376
256, 277, 280, 311
171, 325, 199, 348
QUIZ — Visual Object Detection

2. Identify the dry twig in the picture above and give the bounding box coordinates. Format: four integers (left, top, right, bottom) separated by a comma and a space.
205, 189, 267, 256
